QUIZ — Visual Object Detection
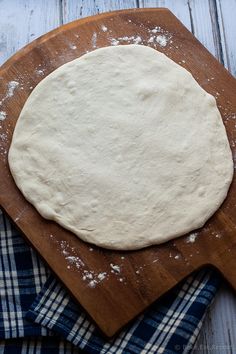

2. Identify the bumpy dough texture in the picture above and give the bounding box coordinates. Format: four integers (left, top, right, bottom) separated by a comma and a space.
9, 45, 233, 250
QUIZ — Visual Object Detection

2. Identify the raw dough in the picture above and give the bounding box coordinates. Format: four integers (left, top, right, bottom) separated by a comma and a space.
8, 44, 233, 250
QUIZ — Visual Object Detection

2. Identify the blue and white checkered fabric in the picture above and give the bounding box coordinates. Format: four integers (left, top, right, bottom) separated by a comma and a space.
0, 209, 221, 353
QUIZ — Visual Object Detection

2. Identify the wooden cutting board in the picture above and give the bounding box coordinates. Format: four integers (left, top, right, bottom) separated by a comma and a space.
1, 8, 236, 337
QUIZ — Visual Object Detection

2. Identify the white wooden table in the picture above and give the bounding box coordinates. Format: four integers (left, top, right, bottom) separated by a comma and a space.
0, 1, 236, 352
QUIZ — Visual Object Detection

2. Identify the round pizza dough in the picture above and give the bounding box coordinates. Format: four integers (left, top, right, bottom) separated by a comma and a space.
8, 44, 233, 250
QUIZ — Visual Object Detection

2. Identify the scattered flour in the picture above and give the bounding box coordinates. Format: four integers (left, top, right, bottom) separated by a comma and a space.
151, 27, 161, 34
59, 240, 85, 269
110, 264, 121, 273
62, 248, 69, 256
225, 113, 236, 123
69, 44, 77, 50
109, 26, 172, 48
211, 230, 222, 239
7, 81, 19, 97
111, 38, 120, 46
0, 133, 8, 142
148, 27, 172, 47
36, 69, 45, 76
55, 239, 128, 288
148, 36, 154, 43
134, 36, 142, 44
112, 35, 142, 45
83, 270, 94, 280
186, 232, 198, 243
92, 32, 97, 48
0, 146, 7, 158
101, 25, 108, 32
155, 35, 168, 47
66, 256, 84, 268
174, 254, 180, 260
98, 272, 107, 281
0, 111, 6, 121
82, 270, 109, 288
88, 280, 97, 288
0, 81, 19, 106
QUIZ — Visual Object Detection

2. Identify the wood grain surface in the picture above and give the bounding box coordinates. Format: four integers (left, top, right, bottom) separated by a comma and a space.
0, 8, 236, 338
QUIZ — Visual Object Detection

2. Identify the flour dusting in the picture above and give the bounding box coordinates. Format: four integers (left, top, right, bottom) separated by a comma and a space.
92, 32, 97, 48
7, 81, 19, 97
110, 263, 121, 273
97, 272, 107, 281
0, 111, 6, 121
88, 280, 97, 288
111, 38, 120, 46
112, 35, 142, 45
174, 254, 180, 260
59, 241, 85, 269
156, 35, 168, 47
66, 256, 84, 268
53, 238, 127, 288
109, 26, 172, 48
69, 43, 77, 50
133, 35, 142, 44
101, 25, 108, 32
0, 133, 7, 141
148, 36, 154, 43
82, 269, 109, 288
0, 81, 19, 106
149, 27, 172, 47
186, 232, 198, 243
225, 113, 236, 123
151, 27, 161, 34
211, 230, 222, 239
36, 69, 45, 76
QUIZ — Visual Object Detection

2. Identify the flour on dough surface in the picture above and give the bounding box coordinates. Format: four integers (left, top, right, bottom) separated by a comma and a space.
8, 45, 233, 250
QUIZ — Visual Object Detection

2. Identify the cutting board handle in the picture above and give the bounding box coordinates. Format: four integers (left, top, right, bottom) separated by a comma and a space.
213, 247, 236, 291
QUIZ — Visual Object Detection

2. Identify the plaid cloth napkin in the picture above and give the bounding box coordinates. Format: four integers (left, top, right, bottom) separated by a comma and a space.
0, 209, 221, 353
